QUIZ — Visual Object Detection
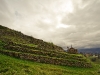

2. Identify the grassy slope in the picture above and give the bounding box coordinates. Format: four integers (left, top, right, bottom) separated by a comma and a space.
0, 54, 100, 75
0, 25, 94, 68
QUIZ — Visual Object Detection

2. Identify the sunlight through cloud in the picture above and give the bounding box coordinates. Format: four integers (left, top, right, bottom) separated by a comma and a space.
56, 23, 70, 29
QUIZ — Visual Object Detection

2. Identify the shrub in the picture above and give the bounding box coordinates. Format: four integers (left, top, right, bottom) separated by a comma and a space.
91, 57, 96, 62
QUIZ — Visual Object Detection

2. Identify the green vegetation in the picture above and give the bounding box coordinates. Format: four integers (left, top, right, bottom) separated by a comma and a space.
0, 25, 99, 75
0, 54, 100, 75
0, 41, 5, 49
0, 49, 92, 68
88, 56, 100, 64
24, 44, 38, 48
0, 25, 93, 67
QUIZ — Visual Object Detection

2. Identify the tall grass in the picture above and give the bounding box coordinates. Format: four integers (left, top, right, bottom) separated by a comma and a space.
0, 54, 100, 75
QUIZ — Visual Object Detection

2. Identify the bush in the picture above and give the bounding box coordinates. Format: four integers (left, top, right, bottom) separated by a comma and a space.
91, 57, 96, 62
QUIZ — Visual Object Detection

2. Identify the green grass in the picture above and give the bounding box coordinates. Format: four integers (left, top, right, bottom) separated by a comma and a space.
0, 53, 100, 75
23, 44, 38, 48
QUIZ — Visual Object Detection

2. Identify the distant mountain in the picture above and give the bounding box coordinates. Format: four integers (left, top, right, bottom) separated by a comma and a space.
78, 48, 100, 54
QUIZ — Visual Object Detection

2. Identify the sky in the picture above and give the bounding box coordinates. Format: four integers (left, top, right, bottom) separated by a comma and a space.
0, 0, 100, 49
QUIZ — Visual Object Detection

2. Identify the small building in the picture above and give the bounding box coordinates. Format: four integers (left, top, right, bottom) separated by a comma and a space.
67, 45, 78, 54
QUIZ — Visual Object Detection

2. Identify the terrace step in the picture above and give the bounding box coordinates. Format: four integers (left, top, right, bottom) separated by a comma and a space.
3, 45, 87, 62
0, 49, 92, 68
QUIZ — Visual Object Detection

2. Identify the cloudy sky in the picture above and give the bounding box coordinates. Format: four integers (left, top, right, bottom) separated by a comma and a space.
0, 0, 100, 49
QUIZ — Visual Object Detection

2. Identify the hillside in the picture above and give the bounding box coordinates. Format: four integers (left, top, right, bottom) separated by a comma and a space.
0, 25, 92, 68
0, 54, 100, 75
0, 25, 63, 51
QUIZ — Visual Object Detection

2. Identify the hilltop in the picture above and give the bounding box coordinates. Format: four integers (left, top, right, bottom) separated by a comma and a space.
0, 25, 92, 68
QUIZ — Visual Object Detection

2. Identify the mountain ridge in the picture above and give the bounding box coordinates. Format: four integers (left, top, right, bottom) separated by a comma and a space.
78, 48, 100, 54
